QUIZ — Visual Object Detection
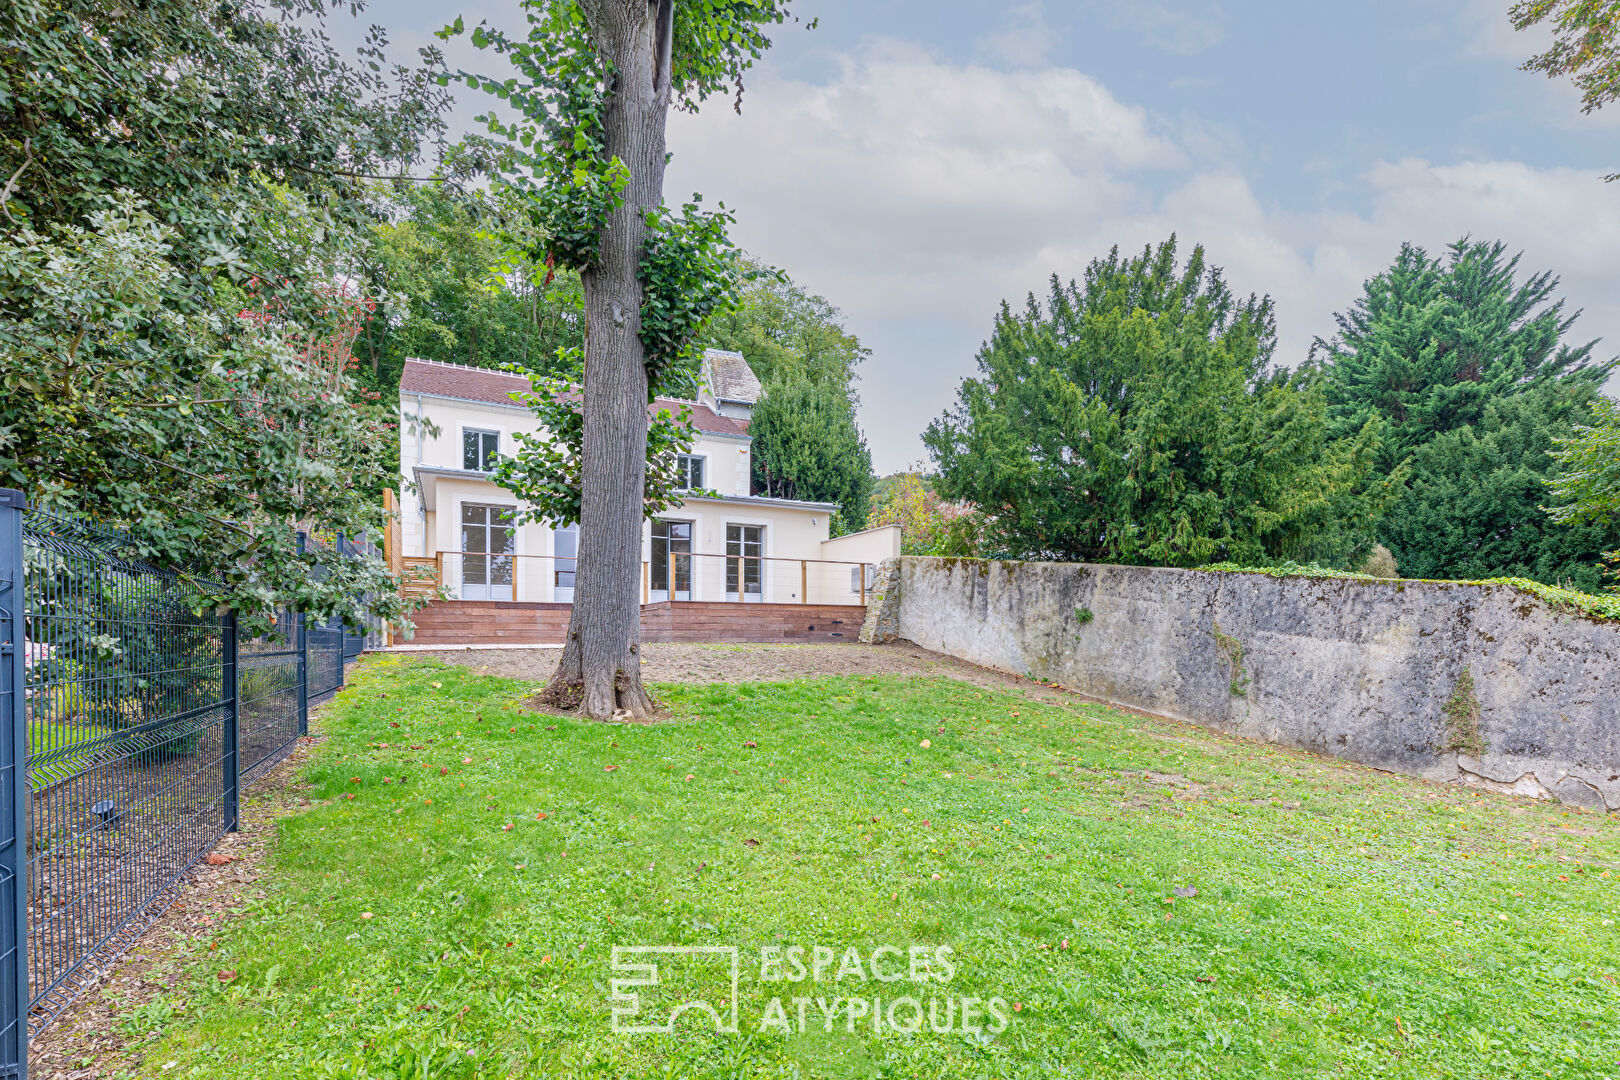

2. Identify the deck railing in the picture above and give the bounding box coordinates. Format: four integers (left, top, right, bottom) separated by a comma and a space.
402, 550, 877, 607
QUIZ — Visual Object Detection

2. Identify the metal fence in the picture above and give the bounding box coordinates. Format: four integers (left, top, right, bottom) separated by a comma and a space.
0, 492, 367, 1073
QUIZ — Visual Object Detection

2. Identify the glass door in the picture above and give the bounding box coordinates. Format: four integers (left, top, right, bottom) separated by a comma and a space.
553, 524, 577, 602
726, 524, 763, 602
460, 503, 515, 601
650, 519, 692, 602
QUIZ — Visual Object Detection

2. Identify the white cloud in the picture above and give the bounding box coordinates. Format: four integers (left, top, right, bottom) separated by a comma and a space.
667, 39, 1620, 471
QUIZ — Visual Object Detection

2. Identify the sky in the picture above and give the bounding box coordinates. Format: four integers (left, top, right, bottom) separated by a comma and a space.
360, 0, 1620, 473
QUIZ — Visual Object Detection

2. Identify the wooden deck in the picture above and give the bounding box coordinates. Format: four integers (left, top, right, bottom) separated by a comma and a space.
640, 601, 861, 643
405, 600, 574, 646
401, 599, 865, 646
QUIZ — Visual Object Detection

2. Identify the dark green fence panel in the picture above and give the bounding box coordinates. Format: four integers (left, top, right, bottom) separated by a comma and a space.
0, 503, 377, 1070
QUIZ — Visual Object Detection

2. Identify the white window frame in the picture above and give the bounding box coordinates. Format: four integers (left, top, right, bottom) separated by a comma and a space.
724, 519, 768, 603
457, 500, 517, 601
649, 517, 696, 602
676, 453, 706, 490
461, 426, 501, 473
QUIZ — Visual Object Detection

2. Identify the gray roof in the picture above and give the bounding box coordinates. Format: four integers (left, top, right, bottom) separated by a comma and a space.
703, 349, 763, 404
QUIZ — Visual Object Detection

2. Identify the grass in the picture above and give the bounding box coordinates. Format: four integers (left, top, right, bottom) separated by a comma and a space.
121, 657, 1620, 1079
27, 717, 104, 785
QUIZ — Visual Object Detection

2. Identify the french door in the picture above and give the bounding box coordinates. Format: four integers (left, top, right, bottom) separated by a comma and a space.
460, 503, 515, 601
726, 524, 763, 602
650, 519, 692, 602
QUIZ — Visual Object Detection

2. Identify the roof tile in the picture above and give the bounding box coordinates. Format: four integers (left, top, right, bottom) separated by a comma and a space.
703, 348, 763, 403
400, 358, 749, 437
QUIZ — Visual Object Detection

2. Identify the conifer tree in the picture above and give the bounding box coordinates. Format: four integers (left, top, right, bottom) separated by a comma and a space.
926, 237, 1395, 567
1317, 239, 1618, 586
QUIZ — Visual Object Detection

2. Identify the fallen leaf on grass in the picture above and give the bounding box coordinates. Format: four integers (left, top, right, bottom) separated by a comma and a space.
743, 838, 760, 848
1173, 886, 1198, 898
217, 970, 237, 982
604, 765, 619, 772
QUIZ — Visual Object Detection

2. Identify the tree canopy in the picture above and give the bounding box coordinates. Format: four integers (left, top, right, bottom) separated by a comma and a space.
353, 184, 584, 397
0, 0, 447, 629
1547, 395, 1620, 589
1513, 0, 1620, 177
1316, 239, 1617, 588
747, 380, 873, 534
702, 262, 874, 532
1379, 391, 1617, 587
1547, 396, 1620, 527
926, 238, 1394, 568
1316, 239, 1607, 466
702, 261, 867, 388
867, 472, 980, 556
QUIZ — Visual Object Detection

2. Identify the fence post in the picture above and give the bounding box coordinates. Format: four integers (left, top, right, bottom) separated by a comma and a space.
0, 489, 28, 1079
221, 611, 239, 834
296, 533, 308, 736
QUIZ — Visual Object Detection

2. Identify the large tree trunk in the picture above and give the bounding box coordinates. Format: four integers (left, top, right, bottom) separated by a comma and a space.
542, 0, 673, 719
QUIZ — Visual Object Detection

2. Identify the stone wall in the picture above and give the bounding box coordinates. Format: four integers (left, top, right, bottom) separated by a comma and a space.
874, 557, 1620, 811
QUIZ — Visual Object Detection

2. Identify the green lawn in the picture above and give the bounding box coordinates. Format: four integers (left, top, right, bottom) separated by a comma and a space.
127, 656, 1619, 1078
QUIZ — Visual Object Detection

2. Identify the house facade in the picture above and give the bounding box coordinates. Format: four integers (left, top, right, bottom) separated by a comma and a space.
397, 351, 899, 608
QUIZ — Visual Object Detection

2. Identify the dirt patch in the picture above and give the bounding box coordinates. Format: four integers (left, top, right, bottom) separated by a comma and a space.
28, 735, 324, 1080
401, 642, 1096, 703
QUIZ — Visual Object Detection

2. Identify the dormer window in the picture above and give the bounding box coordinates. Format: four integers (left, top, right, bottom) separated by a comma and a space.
676, 453, 705, 490
463, 429, 499, 472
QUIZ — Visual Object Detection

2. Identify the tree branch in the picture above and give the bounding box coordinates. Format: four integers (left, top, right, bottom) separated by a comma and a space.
0, 137, 35, 223
281, 162, 457, 185
653, 0, 674, 97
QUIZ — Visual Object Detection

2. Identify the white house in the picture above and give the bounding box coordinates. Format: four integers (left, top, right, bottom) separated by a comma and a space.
397, 350, 899, 608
